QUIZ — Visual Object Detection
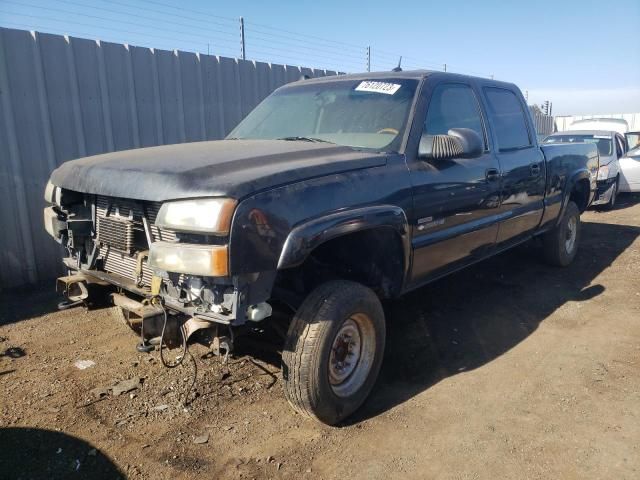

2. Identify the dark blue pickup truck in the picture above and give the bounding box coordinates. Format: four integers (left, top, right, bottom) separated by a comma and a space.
44, 70, 598, 424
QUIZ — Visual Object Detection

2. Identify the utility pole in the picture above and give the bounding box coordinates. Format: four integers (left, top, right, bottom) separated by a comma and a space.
239, 17, 246, 60
443, 63, 447, 72
366, 46, 371, 72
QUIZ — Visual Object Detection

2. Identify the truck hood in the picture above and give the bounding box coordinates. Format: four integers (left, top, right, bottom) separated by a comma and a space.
50, 140, 387, 201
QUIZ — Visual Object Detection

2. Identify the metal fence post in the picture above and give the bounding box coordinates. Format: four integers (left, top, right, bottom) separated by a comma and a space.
366, 46, 370, 72
240, 17, 246, 60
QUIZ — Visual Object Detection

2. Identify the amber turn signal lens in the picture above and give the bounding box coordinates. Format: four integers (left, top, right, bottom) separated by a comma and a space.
148, 242, 228, 277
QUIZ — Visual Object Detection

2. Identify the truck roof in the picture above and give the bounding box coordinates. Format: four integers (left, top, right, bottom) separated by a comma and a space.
293, 70, 517, 90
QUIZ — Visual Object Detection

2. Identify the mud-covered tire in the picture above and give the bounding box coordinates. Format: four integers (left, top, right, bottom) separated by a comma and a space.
281, 280, 385, 425
543, 200, 581, 267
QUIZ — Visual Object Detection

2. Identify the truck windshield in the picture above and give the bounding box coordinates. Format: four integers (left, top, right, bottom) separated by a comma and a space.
544, 134, 612, 157
228, 78, 419, 152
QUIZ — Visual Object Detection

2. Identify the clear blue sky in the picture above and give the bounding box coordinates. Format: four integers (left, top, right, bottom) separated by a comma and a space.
1, 0, 639, 115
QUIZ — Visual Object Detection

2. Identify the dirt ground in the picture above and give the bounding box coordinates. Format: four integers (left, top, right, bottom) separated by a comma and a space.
1, 194, 639, 480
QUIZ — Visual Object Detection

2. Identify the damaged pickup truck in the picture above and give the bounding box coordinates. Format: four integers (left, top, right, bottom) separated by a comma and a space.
44, 71, 598, 425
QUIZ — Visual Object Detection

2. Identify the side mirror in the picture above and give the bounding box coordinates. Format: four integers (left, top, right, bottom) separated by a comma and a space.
418, 128, 483, 160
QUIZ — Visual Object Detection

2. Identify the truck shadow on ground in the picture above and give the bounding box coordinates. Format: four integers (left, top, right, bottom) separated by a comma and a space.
0, 427, 124, 479
346, 220, 639, 425
0, 287, 61, 326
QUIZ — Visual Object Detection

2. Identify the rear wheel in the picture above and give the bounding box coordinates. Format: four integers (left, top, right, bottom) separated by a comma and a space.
281, 280, 385, 425
543, 200, 581, 267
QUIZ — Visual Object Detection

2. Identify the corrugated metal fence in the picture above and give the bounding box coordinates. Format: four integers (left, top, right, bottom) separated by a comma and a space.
529, 109, 554, 137
0, 27, 339, 288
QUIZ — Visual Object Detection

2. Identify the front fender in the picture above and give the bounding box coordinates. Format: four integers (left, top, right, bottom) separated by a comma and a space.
277, 205, 411, 276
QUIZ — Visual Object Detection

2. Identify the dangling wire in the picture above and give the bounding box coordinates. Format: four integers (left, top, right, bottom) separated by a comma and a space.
153, 297, 188, 368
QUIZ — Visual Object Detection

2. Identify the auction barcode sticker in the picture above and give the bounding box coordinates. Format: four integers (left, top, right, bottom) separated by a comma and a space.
355, 81, 401, 95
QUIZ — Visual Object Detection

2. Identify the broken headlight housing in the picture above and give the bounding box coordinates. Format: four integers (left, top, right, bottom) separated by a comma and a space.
596, 165, 610, 181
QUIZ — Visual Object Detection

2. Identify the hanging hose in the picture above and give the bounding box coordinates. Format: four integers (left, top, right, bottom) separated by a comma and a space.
154, 298, 197, 405
154, 298, 188, 369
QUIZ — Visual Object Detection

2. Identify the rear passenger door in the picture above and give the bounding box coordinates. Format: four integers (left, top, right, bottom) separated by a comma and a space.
482, 87, 545, 247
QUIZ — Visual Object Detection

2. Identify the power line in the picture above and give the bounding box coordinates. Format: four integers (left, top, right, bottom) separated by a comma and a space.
246, 25, 364, 56
0, 17, 356, 72
51, 0, 366, 64
134, 0, 236, 22
247, 31, 365, 63
246, 27, 364, 56
0, 12, 241, 57
51, 0, 238, 35
103, 0, 237, 33
0, 20, 217, 55
4, 0, 238, 46
1, 0, 495, 78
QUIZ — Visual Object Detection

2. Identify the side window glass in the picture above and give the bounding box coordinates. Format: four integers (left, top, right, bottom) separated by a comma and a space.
483, 87, 531, 150
424, 83, 486, 148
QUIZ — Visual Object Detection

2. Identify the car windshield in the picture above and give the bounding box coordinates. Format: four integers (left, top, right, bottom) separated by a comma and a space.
228, 78, 419, 152
544, 134, 612, 157
625, 132, 640, 151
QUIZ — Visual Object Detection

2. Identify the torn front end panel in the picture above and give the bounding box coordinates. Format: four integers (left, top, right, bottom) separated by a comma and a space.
48, 190, 274, 331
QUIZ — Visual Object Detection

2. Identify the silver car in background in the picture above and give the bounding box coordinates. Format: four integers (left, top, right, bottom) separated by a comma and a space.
544, 130, 627, 209
620, 131, 640, 192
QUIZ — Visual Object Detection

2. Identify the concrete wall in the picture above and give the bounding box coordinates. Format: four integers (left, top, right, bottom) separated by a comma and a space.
0, 27, 339, 288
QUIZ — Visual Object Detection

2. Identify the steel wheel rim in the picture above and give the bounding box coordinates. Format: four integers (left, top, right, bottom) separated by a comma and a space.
565, 215, 577, 253
328, 313, 376, 398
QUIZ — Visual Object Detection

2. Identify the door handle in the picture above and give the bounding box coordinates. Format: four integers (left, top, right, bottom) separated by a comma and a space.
530, 163, 541, 176
486, 168, 500, 181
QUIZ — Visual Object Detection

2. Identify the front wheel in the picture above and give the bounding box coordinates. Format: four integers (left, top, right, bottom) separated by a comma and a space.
543, 200, 581, 267
281, 280, 385, 425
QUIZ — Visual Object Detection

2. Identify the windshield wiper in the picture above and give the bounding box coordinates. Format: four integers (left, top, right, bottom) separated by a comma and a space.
276, 136, 333, 144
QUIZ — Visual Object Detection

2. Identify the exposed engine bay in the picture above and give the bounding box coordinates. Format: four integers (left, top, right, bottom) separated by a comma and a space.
44, 183, 274, 360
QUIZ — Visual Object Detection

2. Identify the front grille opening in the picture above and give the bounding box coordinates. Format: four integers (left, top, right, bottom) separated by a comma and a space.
97, 215, 143, 253
95, 196, 175, 286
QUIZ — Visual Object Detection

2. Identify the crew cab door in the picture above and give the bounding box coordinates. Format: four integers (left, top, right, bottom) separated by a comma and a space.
407, 81, 502, 284
480, 87, 546, 246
